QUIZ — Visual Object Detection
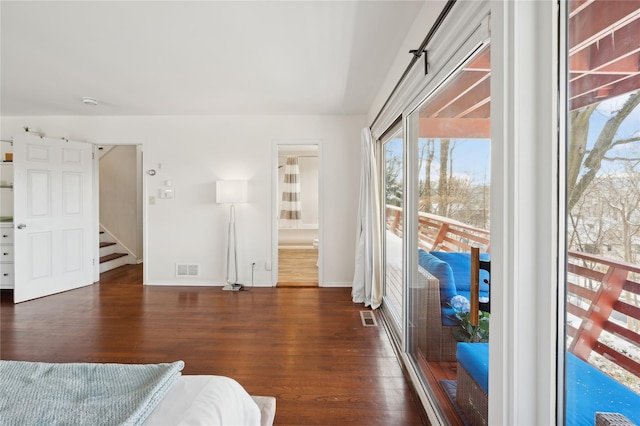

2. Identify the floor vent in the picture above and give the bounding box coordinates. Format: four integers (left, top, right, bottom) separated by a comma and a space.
360, 310, 378, 327
176, 264, 200, 277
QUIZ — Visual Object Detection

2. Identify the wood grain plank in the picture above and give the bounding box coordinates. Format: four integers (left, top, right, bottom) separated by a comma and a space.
0, 264, 425, 425
278, 248, 319, 286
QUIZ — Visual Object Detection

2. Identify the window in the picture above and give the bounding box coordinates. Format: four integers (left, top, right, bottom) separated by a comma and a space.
407, 44, 491, 424
563, 2, 640, 424
382, 123, 404, 335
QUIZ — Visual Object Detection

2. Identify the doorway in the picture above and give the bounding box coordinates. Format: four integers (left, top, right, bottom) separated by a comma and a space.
273, 142, 321, 287
97, 145, 144, 277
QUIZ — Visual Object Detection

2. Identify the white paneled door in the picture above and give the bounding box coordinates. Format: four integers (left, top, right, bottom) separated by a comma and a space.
13, 134, 95, 303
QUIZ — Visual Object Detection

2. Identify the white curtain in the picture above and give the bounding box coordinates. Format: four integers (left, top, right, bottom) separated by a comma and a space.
280, 156, 302, 227
352, 128, 382, 309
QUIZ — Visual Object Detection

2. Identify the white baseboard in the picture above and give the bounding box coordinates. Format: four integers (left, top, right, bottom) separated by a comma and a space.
142, 280, 349, 288
320, 282, 352, 288
143, 280, 276, 287
143, 279, 220, 286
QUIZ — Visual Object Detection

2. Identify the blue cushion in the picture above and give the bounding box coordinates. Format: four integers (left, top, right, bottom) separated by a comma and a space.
566, 352, 640, 425
430, 251, 490, 293
418, 249, 456, 308
456, 342, 489, 393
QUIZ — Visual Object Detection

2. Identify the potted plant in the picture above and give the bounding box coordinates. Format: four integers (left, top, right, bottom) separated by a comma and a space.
449, 295, 490, 343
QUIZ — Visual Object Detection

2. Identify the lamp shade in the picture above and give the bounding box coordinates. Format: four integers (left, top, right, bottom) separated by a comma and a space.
216, 180, 248, 204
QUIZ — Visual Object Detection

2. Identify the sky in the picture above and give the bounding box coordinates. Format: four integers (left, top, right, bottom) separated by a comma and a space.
384, 90, 639, 186
587, 93, 640, 176
386, 137, 490, 185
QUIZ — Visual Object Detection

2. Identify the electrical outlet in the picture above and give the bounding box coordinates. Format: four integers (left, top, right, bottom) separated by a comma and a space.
250, 260, 256, 269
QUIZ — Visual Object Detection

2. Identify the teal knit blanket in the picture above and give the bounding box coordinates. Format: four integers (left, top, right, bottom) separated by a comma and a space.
0, 360, 184, 426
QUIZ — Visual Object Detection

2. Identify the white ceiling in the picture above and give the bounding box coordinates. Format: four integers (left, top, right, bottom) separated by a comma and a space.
1, 1, 424, 116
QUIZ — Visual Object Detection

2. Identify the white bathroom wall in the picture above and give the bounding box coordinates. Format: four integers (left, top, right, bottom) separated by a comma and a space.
1, 115, 364, 286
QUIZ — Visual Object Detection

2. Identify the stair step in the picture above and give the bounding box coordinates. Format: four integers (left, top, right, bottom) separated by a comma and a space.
100, 253, 127, 264
99, 242, 116, 248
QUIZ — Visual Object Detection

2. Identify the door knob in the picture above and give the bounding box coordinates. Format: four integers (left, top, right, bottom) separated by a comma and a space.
17, 224, 26, 230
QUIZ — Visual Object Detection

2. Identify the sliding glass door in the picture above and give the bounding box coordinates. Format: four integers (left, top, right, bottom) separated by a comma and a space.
382, 123, 404, 336
406, 44, 491, 424
563, 2, 640, 424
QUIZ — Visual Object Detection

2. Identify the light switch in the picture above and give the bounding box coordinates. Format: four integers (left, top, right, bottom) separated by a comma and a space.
159, 188, 174, 199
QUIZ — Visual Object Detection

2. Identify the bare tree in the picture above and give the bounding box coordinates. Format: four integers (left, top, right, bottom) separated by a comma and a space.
438, 139, 450, 216
568, 91, 640, 212
418, 139, 435, 213
384, 144, 403, 207
568, 177, 613, 256
601, 166, 640, 264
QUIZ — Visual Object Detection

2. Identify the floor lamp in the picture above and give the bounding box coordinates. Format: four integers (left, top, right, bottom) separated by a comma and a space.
216, 180, 248, 291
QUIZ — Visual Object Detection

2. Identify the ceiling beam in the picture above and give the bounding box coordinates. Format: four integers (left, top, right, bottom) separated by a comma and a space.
436, 78, 490, 119
569, 0, 595, 18
419, 117, 490, 139
570, 72, 638, 100
570, 73, 640, 110
419, 72, 489, 118
569, 17, 640, 80
569, 0, 640, 54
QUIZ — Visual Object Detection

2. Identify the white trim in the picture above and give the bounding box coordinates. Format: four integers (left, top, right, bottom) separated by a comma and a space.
489, 1, 559, 424
557, 1, 569, 423
319, 281, 351, 288
92, 144, 100, 282
90, 138, 147, 285
271, 139, 323, 287
144, 281, 273, 287
146, 281, 218, 287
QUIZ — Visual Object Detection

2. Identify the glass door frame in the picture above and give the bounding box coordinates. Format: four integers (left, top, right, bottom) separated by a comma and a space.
372, 1, 563, 423
379, 120, 405, 342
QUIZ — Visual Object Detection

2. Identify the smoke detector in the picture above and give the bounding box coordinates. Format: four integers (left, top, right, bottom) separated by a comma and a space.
81, 97, 99, 106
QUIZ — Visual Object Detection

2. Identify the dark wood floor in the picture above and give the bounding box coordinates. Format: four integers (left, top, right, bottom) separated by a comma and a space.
0, 264, 425, 425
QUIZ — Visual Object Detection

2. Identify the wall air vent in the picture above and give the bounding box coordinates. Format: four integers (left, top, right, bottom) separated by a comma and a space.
360, 310, 378, 327
176, 264, 200, 277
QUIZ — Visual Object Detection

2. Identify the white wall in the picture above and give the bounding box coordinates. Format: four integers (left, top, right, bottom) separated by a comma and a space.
0, 115, 364, 287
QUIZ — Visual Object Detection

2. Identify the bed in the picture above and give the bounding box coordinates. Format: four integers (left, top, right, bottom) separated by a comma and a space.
0, 360, 276, 426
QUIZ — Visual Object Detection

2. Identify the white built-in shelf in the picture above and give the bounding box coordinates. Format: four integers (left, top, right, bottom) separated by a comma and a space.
0, 162, 12, 189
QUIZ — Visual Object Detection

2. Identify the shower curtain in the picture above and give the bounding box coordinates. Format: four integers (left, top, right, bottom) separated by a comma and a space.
280, 156, 302, 227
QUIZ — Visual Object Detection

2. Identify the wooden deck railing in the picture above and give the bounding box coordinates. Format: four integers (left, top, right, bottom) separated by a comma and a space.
385, 205, 640, 382
567, 252, 640, 379
386, 205, 491, 253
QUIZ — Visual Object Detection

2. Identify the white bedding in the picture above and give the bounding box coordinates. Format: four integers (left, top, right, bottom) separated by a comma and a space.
143, 375, 262, 426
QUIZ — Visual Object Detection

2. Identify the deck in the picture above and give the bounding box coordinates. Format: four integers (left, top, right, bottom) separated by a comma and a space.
384, 205, 640, 420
